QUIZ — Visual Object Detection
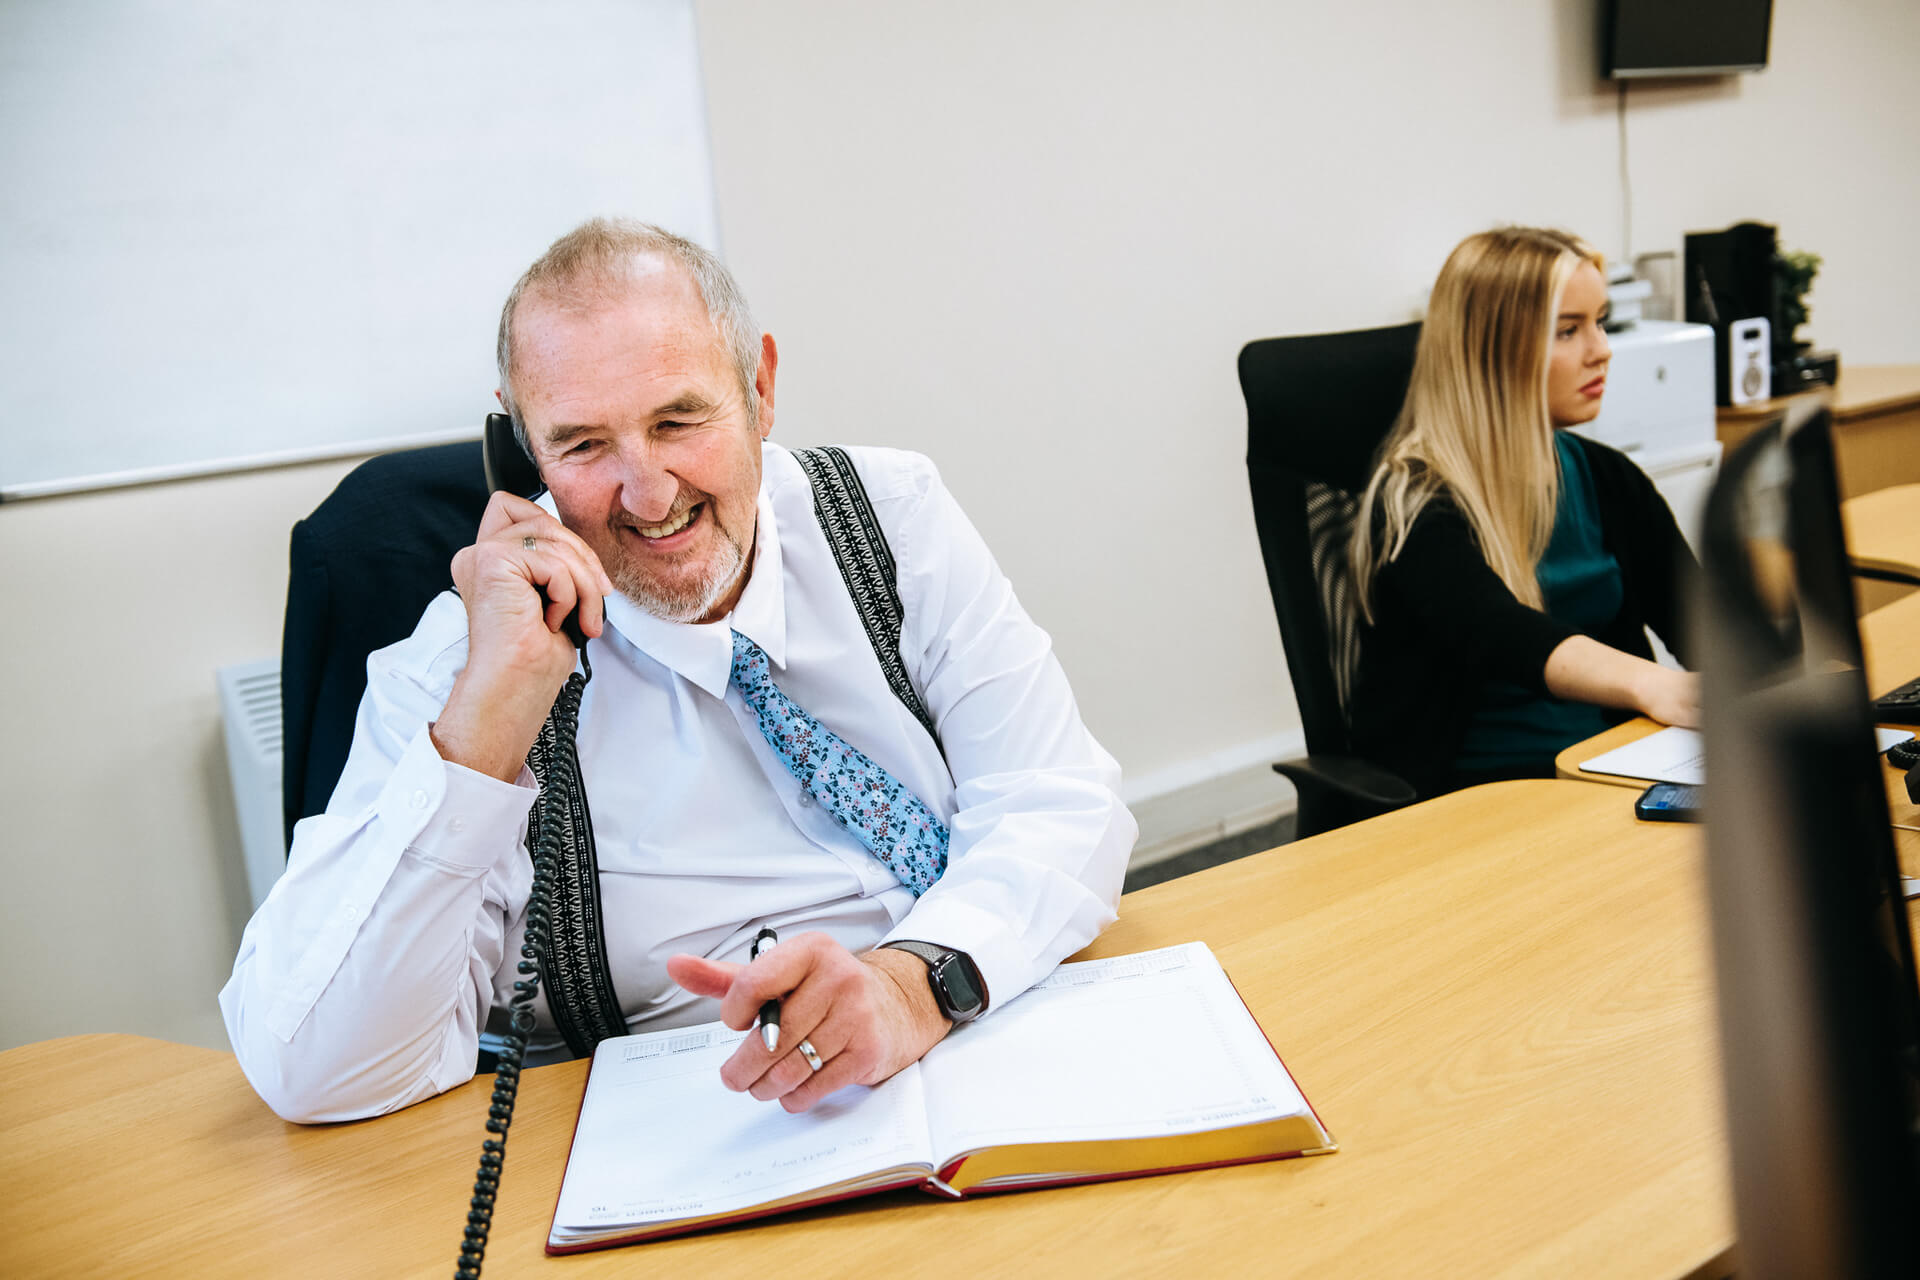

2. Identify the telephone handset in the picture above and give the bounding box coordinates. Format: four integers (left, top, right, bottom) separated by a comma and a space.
456, 412, 592, 1279
481, 410, 543, 506
482, 411, 584, 647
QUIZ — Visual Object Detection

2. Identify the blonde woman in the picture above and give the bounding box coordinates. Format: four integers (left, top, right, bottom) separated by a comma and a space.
1346, 226, 1699, 797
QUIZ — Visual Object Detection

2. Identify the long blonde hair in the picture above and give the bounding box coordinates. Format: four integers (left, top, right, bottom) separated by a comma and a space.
1351, 226, 1603, 622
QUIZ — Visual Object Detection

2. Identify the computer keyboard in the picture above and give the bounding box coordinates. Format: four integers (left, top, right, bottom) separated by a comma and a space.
1874, 674, 1920, 724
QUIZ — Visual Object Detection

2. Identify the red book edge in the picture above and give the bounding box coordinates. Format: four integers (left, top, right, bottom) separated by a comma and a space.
1226, 963, 1338, 1151
547, 1171, 934, 1255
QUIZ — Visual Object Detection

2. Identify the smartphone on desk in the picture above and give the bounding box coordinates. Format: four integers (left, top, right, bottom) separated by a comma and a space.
1634, 782, 1703, 823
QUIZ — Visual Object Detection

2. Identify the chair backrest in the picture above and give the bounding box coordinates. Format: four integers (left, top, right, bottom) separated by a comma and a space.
1240, 322, 1420, 757
280, 440, 492, 845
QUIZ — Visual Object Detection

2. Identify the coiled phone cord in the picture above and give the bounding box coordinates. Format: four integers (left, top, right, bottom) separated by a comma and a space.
454, 647, 591, 1279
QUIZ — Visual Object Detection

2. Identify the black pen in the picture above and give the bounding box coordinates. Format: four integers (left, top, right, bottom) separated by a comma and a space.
751, 927, 780, 1052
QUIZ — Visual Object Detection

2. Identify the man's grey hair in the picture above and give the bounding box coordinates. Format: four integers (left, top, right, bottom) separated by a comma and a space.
495, 218, 761, 454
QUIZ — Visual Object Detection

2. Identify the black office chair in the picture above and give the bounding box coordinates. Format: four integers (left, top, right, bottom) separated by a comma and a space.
280, 440, 492, 846
1240, 322, 1422, 838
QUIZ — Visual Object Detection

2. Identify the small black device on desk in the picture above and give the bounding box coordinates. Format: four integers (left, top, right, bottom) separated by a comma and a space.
1634, 782, 1703, 823
1874, 675, 1920, 725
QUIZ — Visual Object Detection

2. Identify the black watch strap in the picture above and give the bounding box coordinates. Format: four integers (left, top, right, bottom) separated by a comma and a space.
882, 940, 988, 1022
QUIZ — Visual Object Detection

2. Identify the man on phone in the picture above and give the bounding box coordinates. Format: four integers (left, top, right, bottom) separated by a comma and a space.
220, 219, 1135, 1122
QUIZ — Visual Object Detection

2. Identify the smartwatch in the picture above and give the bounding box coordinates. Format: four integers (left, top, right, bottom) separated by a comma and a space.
881, 941, 988, 1023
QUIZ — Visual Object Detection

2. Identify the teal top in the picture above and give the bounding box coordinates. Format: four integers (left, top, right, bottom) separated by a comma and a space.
1455, 431, 1622, 775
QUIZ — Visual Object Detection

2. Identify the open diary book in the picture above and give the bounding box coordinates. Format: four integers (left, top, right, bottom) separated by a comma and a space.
548, 940, 1336, 1253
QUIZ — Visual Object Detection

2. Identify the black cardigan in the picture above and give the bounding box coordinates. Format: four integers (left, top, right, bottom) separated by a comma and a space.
1346, 434, 1696, 799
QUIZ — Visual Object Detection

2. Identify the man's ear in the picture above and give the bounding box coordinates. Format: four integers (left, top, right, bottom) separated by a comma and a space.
754, 333, 778, 440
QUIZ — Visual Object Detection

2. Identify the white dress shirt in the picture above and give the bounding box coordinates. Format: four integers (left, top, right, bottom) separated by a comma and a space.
220, 444, 1136, 1122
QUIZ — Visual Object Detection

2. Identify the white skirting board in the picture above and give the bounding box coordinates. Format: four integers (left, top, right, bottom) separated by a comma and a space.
1120, 732, 1305, 871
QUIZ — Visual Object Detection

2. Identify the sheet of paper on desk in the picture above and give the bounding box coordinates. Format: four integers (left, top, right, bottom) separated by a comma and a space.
1578, 727, 1708, 784
1581, 725, 1914, 785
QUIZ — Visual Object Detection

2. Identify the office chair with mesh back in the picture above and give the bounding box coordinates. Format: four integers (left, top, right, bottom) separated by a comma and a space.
280, 440, 492, 847
1240, 322, 1423, 838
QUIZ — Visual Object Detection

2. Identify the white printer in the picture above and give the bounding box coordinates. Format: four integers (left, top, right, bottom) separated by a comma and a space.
1571, 319, 1720, 548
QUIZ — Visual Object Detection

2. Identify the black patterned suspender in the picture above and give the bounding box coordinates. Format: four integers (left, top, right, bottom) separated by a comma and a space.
522, 705, 627, 1059
528, 445, 939, 1059
792, 445, 941, 746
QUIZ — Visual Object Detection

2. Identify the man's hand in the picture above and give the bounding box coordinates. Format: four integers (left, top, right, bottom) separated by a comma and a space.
429, 491, 615, 782
666, 933, 952, 1113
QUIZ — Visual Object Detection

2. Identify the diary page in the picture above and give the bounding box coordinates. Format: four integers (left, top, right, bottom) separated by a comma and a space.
553, 1022, 933, 1238
920, 942, 1308, 1157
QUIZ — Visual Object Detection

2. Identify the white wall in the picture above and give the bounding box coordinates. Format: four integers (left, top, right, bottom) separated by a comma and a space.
692, 0, 1920, 781
0, 0, 719, 497
0, 459, 360, 1052
3, 0, 1916, 1053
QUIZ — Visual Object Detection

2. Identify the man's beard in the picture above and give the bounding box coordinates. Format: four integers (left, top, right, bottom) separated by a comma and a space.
610, 522, 749, 624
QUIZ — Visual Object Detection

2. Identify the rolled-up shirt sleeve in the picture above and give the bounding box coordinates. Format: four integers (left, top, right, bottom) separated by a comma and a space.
219, 594, 537, 1123
876, 457, 1136, 1011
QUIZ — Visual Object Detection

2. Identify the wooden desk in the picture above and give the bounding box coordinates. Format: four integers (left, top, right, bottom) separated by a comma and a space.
1555, 591, 1920, 875
1844, 483, 1920, 585
1844, 482, 1920, 611
0, 782, 1734, 1279
1716, 364, 1920, 500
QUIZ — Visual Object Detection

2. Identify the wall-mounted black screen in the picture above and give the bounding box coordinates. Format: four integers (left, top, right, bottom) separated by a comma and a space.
1605, 0, 1773, 78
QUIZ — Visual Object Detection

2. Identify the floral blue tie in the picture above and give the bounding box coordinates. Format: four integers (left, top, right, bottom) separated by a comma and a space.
730, 630, 948, 896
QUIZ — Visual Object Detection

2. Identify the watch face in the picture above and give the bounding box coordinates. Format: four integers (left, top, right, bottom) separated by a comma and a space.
932, 954, 985, 1018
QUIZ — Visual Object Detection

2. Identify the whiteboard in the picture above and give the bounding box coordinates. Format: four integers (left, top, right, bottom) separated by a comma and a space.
0, 0, 718, 499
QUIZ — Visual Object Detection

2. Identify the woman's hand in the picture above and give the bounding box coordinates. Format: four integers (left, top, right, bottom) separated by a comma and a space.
1543, 634, 1698, 727
1633, 665, 1701, 728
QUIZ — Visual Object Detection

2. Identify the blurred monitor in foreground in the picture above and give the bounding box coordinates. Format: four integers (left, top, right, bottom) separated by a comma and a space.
1698, 404, 1920, 1277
